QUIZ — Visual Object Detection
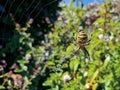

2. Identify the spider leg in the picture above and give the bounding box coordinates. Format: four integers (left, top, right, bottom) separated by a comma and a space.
85, 39, 91, 45
82, 47, 90, 60
83, 47, 89, 56
88, 39, 91, 42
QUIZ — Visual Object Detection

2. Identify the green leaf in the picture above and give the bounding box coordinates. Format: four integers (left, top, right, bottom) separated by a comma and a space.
92, 83, 98, 90
94, 18, 105, 25
0, 74, 5, 78
47, 61, 55, 66
91, 69, 99, 83
69, 0, 74, 8
21, 27, 28, 31
17, 59, 28, 64
66, 44, 74, 56
110, 20, 114, 27
70, 58, 79, 73
0, 86, 5, 89
78, 10, 83, 17
43, 80, 52, 86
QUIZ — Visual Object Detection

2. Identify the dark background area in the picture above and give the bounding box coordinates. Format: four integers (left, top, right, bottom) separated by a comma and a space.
0, 0, 61, 89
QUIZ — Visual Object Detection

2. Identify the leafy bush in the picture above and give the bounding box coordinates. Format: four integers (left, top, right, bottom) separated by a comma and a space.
42, 1, 120, 90
0, 0, 120, 90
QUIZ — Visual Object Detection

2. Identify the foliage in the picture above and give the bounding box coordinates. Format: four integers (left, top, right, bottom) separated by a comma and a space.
42, 1, 120, 90
0, 0, 61, 64
0, 0, 120, 90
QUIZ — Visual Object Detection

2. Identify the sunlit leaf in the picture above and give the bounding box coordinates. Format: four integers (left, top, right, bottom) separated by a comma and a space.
0, 86, 5, 89
66, 44, 74, 56
70, 58, 79, 73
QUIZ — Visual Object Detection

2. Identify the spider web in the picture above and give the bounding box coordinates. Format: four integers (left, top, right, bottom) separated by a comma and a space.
0, 0, 60, 45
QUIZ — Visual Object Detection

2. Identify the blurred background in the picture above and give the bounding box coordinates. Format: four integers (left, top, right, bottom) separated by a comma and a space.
65, 0, 103, 5
0, 0, 120, 90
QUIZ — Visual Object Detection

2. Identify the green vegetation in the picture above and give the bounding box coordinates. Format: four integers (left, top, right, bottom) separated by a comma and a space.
0, 0, 120, 90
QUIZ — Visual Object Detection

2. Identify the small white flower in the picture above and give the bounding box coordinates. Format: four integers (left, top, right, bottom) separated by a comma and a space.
98, 34, 111, 42
25, 54, 31, 60
57, 16, 62, 21
63, 74, 71, 83
98, 34, 104, 39
45, 51, 49, 57
84, 71, 88, 77
64, 20, 69, 24
85, 83, 90, 89
104, 36, 110, 42
79, 26, 83, 30
85, 14, 90, 17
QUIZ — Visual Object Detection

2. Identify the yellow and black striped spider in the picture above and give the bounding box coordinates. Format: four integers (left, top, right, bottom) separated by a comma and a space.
75, 28, 91, 59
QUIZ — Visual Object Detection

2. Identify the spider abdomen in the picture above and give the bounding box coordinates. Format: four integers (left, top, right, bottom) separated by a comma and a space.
77, 30, 88, 45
